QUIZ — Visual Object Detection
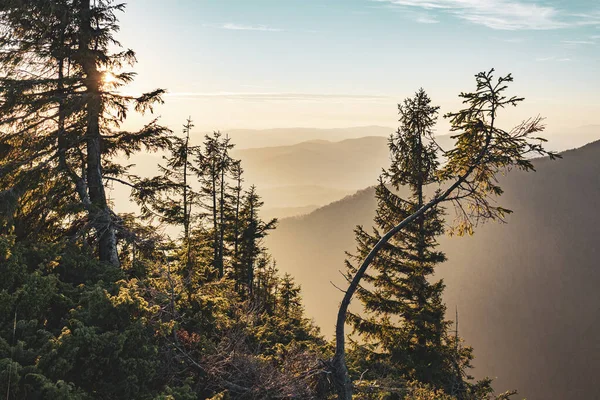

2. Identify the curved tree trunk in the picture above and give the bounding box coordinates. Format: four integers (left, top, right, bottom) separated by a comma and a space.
331, 131, 493, 399
332, 199, 437, 399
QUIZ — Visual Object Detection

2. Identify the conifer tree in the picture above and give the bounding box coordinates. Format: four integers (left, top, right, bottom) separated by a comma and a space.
178, 118, 197, 246
0, 0, 80, 240
195, 132, 234, 277
0, 0, 170, 265
229, 160, 244, 263
346, 89, 470, 394
134, 118, 200, 280
236, 186, 277, 296
253, 256, 279, 312
279, 273, 302, 320
331, 71, 559, 399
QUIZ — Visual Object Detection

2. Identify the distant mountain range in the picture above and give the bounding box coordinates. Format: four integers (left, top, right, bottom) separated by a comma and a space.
225, 124, 600, 151
223, 126, 393, 149
114, 124, 600, 219
232, 136, 389, 191
231, 136, 390, 218
232, 125, 600, 218
542, 124, 600, 152
266, 139, 600, 400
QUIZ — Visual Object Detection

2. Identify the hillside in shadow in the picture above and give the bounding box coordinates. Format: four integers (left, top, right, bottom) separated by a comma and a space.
267, 139, 600, 400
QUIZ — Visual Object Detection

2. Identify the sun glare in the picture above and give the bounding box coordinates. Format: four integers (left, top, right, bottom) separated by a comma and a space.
102, 71, 116, 84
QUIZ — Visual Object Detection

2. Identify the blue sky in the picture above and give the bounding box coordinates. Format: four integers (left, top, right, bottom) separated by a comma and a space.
118, 0, 600, 133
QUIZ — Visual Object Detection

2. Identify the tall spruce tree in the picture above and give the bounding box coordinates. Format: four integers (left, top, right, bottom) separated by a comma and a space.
0, 0, 170, 265
134, 118, 200, 279
347, 89, 469, 394
235, 185, 277, 296
195, 131, 234, 278
0, 0, 81, 241
228, 160, 244, 266
332, 70, 558, 400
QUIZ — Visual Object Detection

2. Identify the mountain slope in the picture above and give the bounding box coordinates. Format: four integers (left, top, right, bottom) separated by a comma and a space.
266, 140, 600, 400
114, 126, 600, 218
231, 134, 458, 217
225, 126, 393, 149
232, 136, 391, 191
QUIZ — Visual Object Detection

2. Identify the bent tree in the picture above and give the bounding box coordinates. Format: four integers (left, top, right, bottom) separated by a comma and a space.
346, 88, 471, 395
330, 70, 560, 399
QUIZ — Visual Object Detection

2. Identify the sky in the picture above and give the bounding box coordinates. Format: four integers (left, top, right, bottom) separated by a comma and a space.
117, 0, 600, 134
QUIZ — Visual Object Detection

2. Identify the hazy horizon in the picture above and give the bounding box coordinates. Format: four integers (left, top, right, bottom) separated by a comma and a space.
114, 0, 600, 134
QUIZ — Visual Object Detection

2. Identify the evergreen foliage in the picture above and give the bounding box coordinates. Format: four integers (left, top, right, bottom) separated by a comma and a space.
346, 90, 481, 398
0, 2, 329, 398
331, 71, 557, 400
0, 0, 170, 266
0, 2, 555, 399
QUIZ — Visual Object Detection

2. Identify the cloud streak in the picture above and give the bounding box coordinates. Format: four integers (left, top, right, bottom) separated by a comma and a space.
416, 15, 440, 24
374, 0, 600, 30
561, 40, 595, 45
165, 92, 392, 103
205, 23, 283, 32
536, 56, 571, 62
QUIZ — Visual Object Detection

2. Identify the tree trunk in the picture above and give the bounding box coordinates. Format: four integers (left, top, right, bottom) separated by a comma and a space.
78, 0, 119, 267
331, 352, 353, 400
234, 173, 241, 259
56, 4, 92, 216
416, 125, 427, 350
233, 171, 241, 291
247, 200, 255, 295
183, 120, 193, 289
183, 131, 190, 242
212, 160, 220, 277
219, 159, 226, 277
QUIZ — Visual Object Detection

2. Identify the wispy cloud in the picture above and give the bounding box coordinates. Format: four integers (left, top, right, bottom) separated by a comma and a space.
497, 37, 525, 43
373, 0, 600, 30
561, 39, 597, 48
165, 92, 391, 103
416, 14, 440, 24
562, 40, 595, 45
569, 12, 600, 27
536, 56, 571, 62
204, 23, 283, 32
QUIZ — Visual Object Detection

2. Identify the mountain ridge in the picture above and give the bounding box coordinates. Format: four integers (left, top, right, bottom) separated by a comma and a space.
267, 138, 600, 400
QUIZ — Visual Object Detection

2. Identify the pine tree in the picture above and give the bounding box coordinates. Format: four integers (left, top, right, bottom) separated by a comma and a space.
0, 0, 81, 241
347, 89, 463, 391
195, 132, 234, 278
134, 118, 202, 285
332, 71, 557, 400
235, 186, 277, 296
253, 255, 279, 312
0, 0, 170, 265
279, 273, 302, 320
178, 118, 197, 245
229, 160, 244, 265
